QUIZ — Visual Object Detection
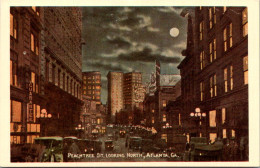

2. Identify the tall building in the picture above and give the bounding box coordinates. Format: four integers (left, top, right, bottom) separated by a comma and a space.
82, 71, 101, 104
10, 7, 44, 144
43, 7, 83, 137
107, 72, 124, 123
10, 7, 83, 145
178, 7, 248, 146
123, 72, 142, 108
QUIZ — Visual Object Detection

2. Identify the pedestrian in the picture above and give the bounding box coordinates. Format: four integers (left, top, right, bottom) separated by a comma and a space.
68, 140, 81, 162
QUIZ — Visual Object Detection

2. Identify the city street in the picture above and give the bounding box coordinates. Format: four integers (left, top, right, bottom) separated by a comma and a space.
79, 128, 168, 162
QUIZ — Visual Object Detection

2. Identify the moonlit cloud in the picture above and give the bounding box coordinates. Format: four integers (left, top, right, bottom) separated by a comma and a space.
82, 7, 188, 103
147, 26, 160, 32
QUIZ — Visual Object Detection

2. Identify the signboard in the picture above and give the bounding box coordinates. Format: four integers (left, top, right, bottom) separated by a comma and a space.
28, 82, 34, 123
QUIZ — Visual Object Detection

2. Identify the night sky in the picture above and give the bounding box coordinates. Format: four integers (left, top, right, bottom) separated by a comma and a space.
82, 7, 188, 104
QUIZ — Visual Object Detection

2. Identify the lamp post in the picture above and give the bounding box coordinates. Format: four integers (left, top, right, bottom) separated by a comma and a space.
75, 124, 84, 138
190, 108, 206, 137
36, 109, 52, 136
162, 123, 173, 146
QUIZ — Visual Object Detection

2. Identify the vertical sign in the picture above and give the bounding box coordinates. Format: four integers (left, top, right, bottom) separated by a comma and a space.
28, 82, 34, 123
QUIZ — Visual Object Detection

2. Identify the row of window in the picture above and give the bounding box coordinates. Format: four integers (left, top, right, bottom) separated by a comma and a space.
200, 56, 248, 101
46, 60, 81, 99
199, 7, 248, 38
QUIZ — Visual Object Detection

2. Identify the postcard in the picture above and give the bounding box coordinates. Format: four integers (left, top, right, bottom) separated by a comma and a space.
0, 0, 259, 167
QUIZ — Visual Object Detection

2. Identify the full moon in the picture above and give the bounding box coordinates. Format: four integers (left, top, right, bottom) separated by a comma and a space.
170, 27, 179, 37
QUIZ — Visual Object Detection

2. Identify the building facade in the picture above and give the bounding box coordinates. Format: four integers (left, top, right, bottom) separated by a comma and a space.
10, 7, 83, 145
82, 71, 101, 104
178, 7, 248, 145
107, 71, 124, 123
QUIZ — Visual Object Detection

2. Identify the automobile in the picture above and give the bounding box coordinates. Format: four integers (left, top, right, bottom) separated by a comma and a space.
77, 139, 91, 153
34, 137, 63, 162
90, 140, 102, 154
141, 139, 154, 153
190, 137, 208, 150
105, 140, 114, 151
107, 134, 114, 140
129, 136, 142, 151
119, 130, 126, 138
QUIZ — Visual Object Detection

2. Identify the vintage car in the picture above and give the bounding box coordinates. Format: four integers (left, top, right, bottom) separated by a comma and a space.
129, 136, 142, 151
105, 140, 114, 151
119, 130, 126, 138
77, 139, 91, 153
34, 137, 63, 162
189, 137, 223, 161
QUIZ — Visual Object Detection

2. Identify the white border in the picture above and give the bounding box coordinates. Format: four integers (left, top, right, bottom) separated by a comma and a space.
0, 0, 259, 167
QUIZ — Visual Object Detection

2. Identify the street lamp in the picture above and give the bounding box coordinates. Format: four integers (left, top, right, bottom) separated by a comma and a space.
36, 109, 52, 136
190, 107, 206, 137
75, 124, 84, 138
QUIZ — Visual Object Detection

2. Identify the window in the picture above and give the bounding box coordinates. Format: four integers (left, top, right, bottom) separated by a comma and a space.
152, 109, 154, 113
31, 72, 36, 92
162, 114, 166, 122
199, 21, 204, 40
210, 74, 217, 97
45, 60, 49, 82
32, 7, 40, 16
200, 51, 205, 70
209, 38, 216, 63
231, 129, 236, 138
161, 134, 167, 142
209, 110, 216, 127
96, 86, 101, 89
52, 64, 55, 84
221, 108, 226, 124
200, 82, 204, 101
10, 13, 17, 39
243, 55, 248, 85
67, 76, 69, 92
209, 133, 217, 143
30, 33, 39, 55
152, 117, 154, 124
242, 8, 248, 37
58, 70, 60, 87
11, 136, 21, 144
10, 60, 18, 86
11, 100, 22, 122
230, 65, 233, 90
162, 100, 167, 107
223, 23, 233, 52
179, 113, 181, 126
209, 7, 216, 29
224, 68, 228, 92
223, 6, 227, 13
223, 129, 227, 138
63, 73, 65, 90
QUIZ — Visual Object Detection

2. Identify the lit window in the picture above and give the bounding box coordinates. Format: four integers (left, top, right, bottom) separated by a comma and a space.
10, 60, 18, 86
30, 32, 39, 55
10, 13, 17, 39
222, 108, 226, 124
210, 38, 217, 63
31, 72, 36, 92
243, 55, 248, 85
223, 23, 233, 52
161, 134, 167, 142
200, 82, 204, 101
200, 51, 205, 70
11, 136, 21, 144
223, 6, 227, 13
210, 74, 217, 97
162, 114, 166, 122
223, 28, 227, 51
179, 113, 181, 126
162, 100, 167, 107
242, 8, 248, 37
229, 23, 233, 48
209, 7, 216, 29
231, 129, 236, 138
152, 117, 154, 124
209, 133, 217, 143
11, 100, 22, 122
152, 109, 154, 113
199, 21, 204, 40
96, 86, 101, 89
230, 65, 233, 90
223, 129, 227, 138
224, 68, 228, 92
209, 110, 216, 127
